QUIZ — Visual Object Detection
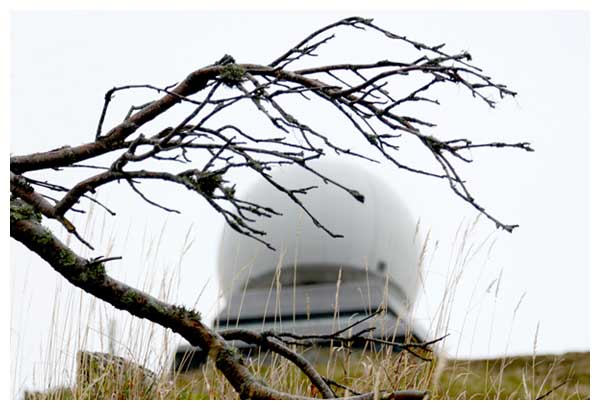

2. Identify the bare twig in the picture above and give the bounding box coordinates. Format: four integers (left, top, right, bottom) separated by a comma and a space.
536, 380, 569, 400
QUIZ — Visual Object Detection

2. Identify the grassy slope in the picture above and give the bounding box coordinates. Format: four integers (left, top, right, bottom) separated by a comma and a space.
25, 350, 589, 400
171, 350, 590, 400
432, 351, 590, 399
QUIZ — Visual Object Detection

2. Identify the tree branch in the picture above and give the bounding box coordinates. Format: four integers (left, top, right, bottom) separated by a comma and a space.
219, 328, 336, 398
10, 203, 430, 399
9, 207, 302, 399
10, 16, 532, 399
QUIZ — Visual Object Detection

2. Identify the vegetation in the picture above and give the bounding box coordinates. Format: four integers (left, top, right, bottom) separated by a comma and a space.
14, 210, 588, 400
24, 349, 589, 400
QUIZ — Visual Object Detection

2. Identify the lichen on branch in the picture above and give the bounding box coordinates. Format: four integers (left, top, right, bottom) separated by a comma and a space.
219, 64, 247, 87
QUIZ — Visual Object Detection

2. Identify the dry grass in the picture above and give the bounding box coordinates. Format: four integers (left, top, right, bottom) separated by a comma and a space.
13, 205, 589, 400
23, 346, 589, 400
169, 347, 589, 400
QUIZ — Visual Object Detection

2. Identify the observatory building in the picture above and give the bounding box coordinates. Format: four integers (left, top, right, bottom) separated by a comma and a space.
173, 160, 424, 370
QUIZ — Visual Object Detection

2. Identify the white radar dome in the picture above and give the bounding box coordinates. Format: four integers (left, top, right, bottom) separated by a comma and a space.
217, 160, 422, 322
173, 159, 426, 371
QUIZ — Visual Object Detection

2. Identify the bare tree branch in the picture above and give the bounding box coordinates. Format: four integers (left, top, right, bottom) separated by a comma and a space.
219, 328, 336, 398
10, 16, 531, 399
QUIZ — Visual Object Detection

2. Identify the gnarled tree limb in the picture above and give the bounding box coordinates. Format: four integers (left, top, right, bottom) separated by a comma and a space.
10, 201, 428, 399
10, 16, 530, 399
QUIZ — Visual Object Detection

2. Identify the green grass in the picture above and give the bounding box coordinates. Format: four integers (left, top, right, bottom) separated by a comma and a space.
431, 351, 589, 399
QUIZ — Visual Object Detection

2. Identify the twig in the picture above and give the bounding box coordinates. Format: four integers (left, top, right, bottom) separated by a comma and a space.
219, 328, 336, 399
536, 380, 569, 400
323, 378, 361, 396
88, 256, 123, 265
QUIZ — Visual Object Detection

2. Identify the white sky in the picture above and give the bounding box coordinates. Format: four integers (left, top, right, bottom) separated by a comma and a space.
8, 9, 591, 397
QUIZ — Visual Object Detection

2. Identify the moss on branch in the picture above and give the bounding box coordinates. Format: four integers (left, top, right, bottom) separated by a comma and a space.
220, 64, 246, 87
10, 198, 42, 224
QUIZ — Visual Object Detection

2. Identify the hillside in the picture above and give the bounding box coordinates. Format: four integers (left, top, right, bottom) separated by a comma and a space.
25, 349, 589, 400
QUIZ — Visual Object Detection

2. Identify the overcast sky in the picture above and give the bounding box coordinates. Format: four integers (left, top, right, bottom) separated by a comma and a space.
9, 10, 589, 396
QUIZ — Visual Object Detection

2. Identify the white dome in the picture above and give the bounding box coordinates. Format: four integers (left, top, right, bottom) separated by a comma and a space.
217, 159, 422, 312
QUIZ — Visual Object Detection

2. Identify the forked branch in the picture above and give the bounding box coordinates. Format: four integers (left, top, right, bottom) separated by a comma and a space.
10, 16, 531, 399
